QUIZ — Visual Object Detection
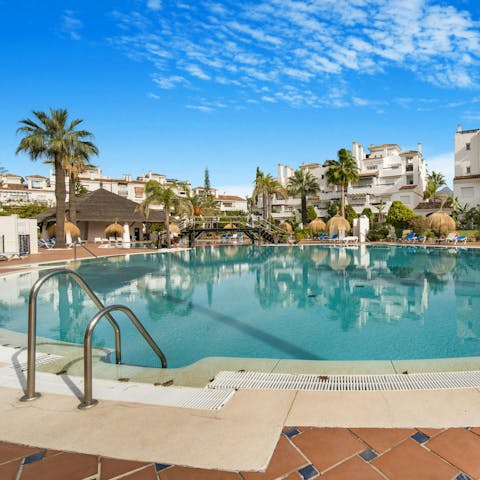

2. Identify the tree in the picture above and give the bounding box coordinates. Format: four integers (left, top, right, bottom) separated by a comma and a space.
306, 205, 317, 223
386, 200, 415, 232
287, 169, 320, 225
361, 207, 374, 225
252, 168, 287, 221
204, 167, 211, 197
375, 199, 386, 223
140, 180, 192, 248
65, 144, 97, 225
424, 171, 446, 205
325, 148, 359, 217
16, 109, 97, 248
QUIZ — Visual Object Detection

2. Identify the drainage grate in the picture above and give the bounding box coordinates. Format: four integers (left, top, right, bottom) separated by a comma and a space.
11, 353, 63, 373
180, 388, 235, 410
208, 370, 480, 391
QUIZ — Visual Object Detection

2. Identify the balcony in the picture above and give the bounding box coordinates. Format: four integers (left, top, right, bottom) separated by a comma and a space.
406, 164, 414, 172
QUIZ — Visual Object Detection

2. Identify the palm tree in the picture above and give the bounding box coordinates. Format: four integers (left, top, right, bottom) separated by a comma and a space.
325, 148, 359, 218
16, 109, 97, 248
140, 180, 192, 248
424, 171, 446, 205
65, 144, 98, 225
287, 169, 320, 226
252, 168, 288, 221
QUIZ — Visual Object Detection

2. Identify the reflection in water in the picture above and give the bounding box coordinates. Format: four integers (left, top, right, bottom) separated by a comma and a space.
1, 245, 480, 366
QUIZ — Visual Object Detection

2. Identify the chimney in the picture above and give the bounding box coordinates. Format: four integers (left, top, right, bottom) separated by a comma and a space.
457, 124, 462, 133
417, 142, 422, 154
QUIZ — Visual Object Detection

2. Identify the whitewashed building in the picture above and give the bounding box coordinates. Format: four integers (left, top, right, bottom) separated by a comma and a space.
453, 124, 480, 208
274, 141, 427, 220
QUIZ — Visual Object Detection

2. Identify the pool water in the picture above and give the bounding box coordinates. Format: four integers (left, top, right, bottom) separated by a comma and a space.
1, 245, 479, 368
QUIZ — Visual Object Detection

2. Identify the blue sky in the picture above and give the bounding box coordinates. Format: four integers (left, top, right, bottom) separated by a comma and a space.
1, 0, 480, 196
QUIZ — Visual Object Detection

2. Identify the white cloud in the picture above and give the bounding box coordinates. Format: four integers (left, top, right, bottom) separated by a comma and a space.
60, 10, 83, 40
109, 0, 480, 109
146, 0, 162, 10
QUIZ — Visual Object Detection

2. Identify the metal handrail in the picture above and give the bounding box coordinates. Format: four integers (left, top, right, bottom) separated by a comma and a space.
20, 268, 122, 402
79, 304, 167, 409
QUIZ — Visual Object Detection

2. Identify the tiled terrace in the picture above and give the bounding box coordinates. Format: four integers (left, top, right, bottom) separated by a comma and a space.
2, 426, 480, 480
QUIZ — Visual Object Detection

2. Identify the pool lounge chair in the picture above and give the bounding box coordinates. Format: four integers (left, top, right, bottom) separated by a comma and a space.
38, 239, 54, 249
402, 232, 417, 243
342, 236, 358, 245
0, 252, 21, 261
455, 235, 467, 244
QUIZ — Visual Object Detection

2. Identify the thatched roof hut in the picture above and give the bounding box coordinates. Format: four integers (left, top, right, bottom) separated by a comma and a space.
326, 215, 351, 235
309, 218, 326, 233
426, 211, 456, 236
47, 222, 81, 239
279, 221, 293, 233
169, 224, 180, 234
105, 222, 124, 237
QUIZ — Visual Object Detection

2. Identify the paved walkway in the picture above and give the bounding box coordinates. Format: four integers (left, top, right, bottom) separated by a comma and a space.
2, 426, 480, 479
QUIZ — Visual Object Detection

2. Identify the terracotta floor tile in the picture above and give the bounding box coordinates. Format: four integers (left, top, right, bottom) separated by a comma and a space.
282, 473, 301, 480
321, 456, 385, 480
417, 428, 445, 439
100, 457, 152, 479
0, 459, 21, 480
292, 428, 364, 472
21, 452, 98, 480
427, 428, 480, 479
470, 427, 480, 436
241, 436, 308, 480
121, 465, 158, 480
350, 428, 416, 453
0, 442, 41, 464
159, 465, 239, 479
372, 439, 458, 480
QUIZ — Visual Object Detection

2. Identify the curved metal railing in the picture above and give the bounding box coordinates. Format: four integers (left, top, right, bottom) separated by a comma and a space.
79, 304, 167, 409
20, 268, 122, 402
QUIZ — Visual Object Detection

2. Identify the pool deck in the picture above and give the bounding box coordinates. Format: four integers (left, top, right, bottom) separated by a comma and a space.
2, 243, 480, 479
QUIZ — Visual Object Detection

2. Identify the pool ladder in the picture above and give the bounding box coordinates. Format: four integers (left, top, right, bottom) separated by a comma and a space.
20, 268, 167, 409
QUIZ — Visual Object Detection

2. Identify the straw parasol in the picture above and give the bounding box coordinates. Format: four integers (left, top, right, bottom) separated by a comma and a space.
169, 224, 180, 234
47, 222, 80, 239
426, 254, 457, 276
105, 222, 124, 237
329, 249, 351, 271
326, 215, 351, 235
311, 249, 328, 264
224, 223, 237, 229
426, 211, 456, 236
309, 218, 326, 234
279, 221, 293, 233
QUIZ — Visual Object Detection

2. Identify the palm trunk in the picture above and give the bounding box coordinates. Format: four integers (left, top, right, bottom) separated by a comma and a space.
263, 192, 268, 220
54, 155, 66, 248
68, 172, 77, 225
165, 209, 171, 249
301, 195, 307, 225
341, 185, 345, 218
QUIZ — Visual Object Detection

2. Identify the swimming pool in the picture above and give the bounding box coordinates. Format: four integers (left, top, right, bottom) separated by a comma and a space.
1, 245, 479, 368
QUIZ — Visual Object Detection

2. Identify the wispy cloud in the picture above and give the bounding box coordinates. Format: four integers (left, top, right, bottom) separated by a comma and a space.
108, 0, 480, 110
427, 152, 454, 188
59, 10, 83, 40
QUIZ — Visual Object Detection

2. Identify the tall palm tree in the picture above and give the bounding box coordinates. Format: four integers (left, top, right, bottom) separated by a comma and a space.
16, 109, 97, 248
252, 168, 288, 221
140, 180, 192, 248
325, 148, 359, 218
65, 144, 98, 225
287, 169, 320, 226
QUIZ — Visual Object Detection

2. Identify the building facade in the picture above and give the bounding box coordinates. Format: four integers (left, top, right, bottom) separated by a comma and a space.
453, 124, 480, 208
274, 141, 427, 221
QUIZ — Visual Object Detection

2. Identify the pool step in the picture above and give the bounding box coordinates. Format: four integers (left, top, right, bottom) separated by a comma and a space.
208, 370, 480, 391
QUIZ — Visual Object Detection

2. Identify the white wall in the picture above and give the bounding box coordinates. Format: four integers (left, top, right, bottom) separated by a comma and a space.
0, 215, 38, 254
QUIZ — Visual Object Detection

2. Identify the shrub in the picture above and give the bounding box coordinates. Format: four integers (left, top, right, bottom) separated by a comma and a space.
361, 207, 374, 224
386, 201, 415, 230
409, 215, 427, 235
306, 205, 317, 223
367, 223, 389, 241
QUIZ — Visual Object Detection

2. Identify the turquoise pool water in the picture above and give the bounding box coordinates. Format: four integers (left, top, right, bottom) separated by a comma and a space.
1, 245, 479, 368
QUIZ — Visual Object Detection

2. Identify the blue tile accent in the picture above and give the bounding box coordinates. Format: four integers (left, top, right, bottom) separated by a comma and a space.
283, 427, 301, 438
298, 464, 318, 480
155, 463, 172, 472
411, 431, 429, 444
455, 474, 472, 480
23, 451, 46, 465
359, 449, 378, 462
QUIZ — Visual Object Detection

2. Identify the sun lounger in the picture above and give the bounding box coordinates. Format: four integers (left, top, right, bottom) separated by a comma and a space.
455, 235, 467, 244
342, 236, 358, 245
444, 232, 457, 243
38, 239, 54, 249
0, 252, 21, 261
402, 232, 417, 242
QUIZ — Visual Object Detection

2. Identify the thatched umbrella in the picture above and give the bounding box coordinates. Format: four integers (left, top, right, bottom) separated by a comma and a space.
329, 249, 351, 271
311, 249, 328, 264
326, 215, 351, 236
105, 222, 124, 238
309, 218, 327, 234
224, 223, 237, 229
47, 222, 80, 240
279, 221, 293, 233
169, 224, 181, 234
426, 254, 457, 276
426, 211, 456, 236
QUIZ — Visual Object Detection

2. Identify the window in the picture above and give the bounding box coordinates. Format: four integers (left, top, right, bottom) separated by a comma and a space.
467, 167, 471, 174
466, 143, 471, 150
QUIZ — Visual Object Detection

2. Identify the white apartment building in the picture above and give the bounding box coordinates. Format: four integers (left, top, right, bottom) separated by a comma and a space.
453, 124, 480, 208
0, 173, 55, 206
274, 141, 427, 220
192, 186, 247, 212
